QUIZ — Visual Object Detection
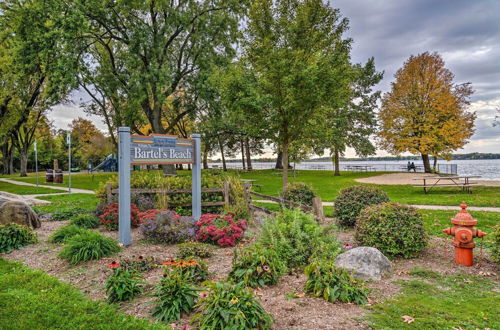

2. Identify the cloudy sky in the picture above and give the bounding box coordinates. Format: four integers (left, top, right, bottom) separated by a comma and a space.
51, 0, 500, 157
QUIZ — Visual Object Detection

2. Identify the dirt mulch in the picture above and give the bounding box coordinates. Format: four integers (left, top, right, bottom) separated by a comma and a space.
2, 221, 498, 330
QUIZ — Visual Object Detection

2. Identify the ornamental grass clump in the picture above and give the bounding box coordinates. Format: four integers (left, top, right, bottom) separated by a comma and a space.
176, 241, 215, 259
304, 259, 369, 305
48, 225, 89, 244
192, 282, 273, 329
355, 202, 428, 258
71, 214, 101, 229
140, 210, 196, 244
162, 257, 209, 283
59, 231, 121, 265
0, 223, 38, 253
333, 185, 390, 227
283, 182, 316, 207
196, 212, 247, 247
105, 261, 143, 303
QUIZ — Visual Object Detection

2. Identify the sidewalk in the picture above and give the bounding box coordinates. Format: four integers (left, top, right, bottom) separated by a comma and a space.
0, 178, 95, 194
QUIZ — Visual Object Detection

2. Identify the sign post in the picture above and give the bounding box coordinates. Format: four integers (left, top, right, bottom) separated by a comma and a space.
34, 139, 38, 187
117, 129, 200, 246
67, 133, 72, 193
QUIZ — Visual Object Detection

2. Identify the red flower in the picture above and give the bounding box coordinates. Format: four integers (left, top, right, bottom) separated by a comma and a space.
108, 261, 120, 269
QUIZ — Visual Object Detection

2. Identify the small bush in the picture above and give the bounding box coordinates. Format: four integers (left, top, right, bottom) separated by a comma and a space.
99, 203, 141, 230
0, 223, 38, 253
106, 263, 143, 303
355, 202, 428, 258
490, 225, 500, 264
224, 175, 250, 219
334, 185, 390, 227
59, 231, 121, 265
152, 272, 201, 323
48, 225, 89, 244
283, 182, 316, 207
140, 210, 196, 244
196, 212, 247, 247
119, 255, 157, 273
177, 241, 215, 259
304, 259, 369, 305
192, 282, 273, 329
71, 214, 100, 229
228, 243, 287, 288
162, 258, 209, 283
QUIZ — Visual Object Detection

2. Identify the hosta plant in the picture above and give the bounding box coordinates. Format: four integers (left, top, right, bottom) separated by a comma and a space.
106, 261, 143, 302
140, 210, 196, 244
58, 231, 121, 265
99, 203, 141, 230
196, 212, 247, 247
304, 259, 369, 305
48, 225, 89, 244
192, 282, 273, 329
162, 257, 209, 283
0, 223, 38, 253
176, 241, 215, 259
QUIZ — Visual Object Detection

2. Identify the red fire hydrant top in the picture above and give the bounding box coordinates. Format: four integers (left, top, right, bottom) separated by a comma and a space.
451, 203, 477, 226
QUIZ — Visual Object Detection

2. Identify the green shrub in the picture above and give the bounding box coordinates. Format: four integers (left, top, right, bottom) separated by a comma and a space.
152, 272, 201, 323
224, 175, 250, 219
283, 182, 316, 207
106, 267, 143, 303
59, 231, 121, 265
355, 202, 428, 258
192, 282, 273, 329
70, 214, 100, 229
0, 223, 38, 253
490, 225, 500, 264
50, 208, 86, 221
177, 241, 215, 259
162, 258, 209, 283
260, 208, 340, 268
228, 243, 287, 288
304, 259, 369, 305
48, 225, 89, 244
333, 185, 390, 227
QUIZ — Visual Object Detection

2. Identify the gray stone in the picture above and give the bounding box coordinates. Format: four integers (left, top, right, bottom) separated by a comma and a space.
0, 200, 41, 229
335, 246, 391, 281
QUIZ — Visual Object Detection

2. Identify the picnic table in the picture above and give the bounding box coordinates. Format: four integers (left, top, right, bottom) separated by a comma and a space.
412, 175, 482, 194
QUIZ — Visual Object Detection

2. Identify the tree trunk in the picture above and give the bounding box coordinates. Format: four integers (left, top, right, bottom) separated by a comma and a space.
275, 150, 283, 169
240, 139, 246, 170
282, 143, 289, 192
421, 153, 431, 173
19, 149, 28, 177
333, 147, 340, 176
245, 137, 252, 170
433, 156, 438, 171
218, 137, 227, 171
202, 150, 209, 169
1, 143, 10, 175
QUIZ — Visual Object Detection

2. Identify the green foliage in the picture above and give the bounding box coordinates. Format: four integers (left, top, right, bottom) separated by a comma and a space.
355, 202, 428, 258
50, 208, 86, 221
0, 259, 168, 329
228, 243, 287, 288
334, 185, 390, 227
152, 272, 201, 323
58, 231, 121, 265
0, 223, 37, 253
304, 259, 369, 305
70, 214, 100, 229
192, 282, 273, 330
106, 268, 143, 303
119, 256, 157, 273
163, 258, 209, 283
490, 225, 500, 264
283, 182, 316, 207
260, 208, 341, 269
48, 225, 89, 244
176, 241, 215, 259
224, 174, 250, 219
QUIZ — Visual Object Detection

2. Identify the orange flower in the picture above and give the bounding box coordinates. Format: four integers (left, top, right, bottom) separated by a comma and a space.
108, 261, 120, 269
186, 260, 198, 266
162, 261, 174, 265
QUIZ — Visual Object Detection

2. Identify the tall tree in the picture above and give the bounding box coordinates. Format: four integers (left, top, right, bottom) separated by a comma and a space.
378, 52, 475, 172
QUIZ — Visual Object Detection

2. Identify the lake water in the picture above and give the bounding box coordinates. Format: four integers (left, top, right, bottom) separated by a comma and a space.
212, 159, 500, 181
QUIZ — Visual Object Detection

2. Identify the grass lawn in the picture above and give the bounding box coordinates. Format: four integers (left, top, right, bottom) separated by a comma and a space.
367, 268, 500, 329
8, 172, 115, 191
237, 169, 500, 207
33, 193, 99, 215
0, 181, 61, 195
0, 258, 168, 330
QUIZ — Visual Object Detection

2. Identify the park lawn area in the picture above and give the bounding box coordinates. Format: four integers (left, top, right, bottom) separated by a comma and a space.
237, 169, 500, 207
419, 209, 498, 236
33, 193, 99, 215
0, 258, 167, 330
366, 268, 500, 329
0, 181, 61, 195
9, 172, 115, 191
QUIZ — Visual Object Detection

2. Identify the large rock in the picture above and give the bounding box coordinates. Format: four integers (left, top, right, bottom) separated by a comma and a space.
335, 246, 391, 281
0, 200, 41, 228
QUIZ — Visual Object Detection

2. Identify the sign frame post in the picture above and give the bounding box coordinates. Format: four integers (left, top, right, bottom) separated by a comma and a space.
118, 127, 132, 246
191, 134, 201, 220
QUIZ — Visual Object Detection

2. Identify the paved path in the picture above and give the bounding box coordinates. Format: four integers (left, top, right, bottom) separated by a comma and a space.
254, 199, 500, 212
0, 178, 95, 194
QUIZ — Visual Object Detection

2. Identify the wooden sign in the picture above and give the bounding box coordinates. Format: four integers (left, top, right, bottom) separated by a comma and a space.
131, 134, 194, 165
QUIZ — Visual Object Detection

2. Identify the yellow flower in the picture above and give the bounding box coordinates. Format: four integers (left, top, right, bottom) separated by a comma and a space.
230, 297, 239, 304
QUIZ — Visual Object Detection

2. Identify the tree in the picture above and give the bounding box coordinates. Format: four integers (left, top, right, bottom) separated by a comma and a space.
378, 52, 475, 173
246, 0, 351, 190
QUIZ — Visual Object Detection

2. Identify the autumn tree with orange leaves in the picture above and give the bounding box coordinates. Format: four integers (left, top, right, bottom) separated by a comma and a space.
378, 52, 475, 173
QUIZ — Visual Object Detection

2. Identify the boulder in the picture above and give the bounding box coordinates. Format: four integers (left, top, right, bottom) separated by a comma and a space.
0, 200, 41, 229
335, 246, 391, 281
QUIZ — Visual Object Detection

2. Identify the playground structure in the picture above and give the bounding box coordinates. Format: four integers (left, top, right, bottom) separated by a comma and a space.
90, 154, 117, 172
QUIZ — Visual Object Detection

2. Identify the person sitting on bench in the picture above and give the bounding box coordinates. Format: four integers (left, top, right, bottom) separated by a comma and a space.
409, 162, 416, 172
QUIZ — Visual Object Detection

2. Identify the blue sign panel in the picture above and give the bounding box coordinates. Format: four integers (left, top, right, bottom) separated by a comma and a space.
130, 134, 194, 164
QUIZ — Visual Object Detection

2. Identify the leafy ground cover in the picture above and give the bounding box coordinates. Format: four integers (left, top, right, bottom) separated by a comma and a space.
0, 181, 60, 195
0, 258, 167, 330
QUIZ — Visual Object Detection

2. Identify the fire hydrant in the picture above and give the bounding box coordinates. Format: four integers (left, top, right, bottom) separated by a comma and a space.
443, 203, 486, 267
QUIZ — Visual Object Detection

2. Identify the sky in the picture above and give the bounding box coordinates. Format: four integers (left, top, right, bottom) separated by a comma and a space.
51, 0, 500, 158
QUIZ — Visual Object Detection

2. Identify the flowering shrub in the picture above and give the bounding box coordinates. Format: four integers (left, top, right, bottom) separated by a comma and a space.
162, 257, 209, 283
196, 212, 247, 247
105, 261, 143, 303
99, 203, 141, 230
140, 210, 196, 244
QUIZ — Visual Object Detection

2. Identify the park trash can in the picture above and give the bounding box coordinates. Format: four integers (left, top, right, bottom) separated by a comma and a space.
54, 169, 63, 184
45, 170, 54, 183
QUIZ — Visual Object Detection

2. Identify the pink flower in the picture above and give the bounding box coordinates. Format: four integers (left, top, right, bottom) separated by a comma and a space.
263, 266, 270, 272
343, 243, 353, 249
